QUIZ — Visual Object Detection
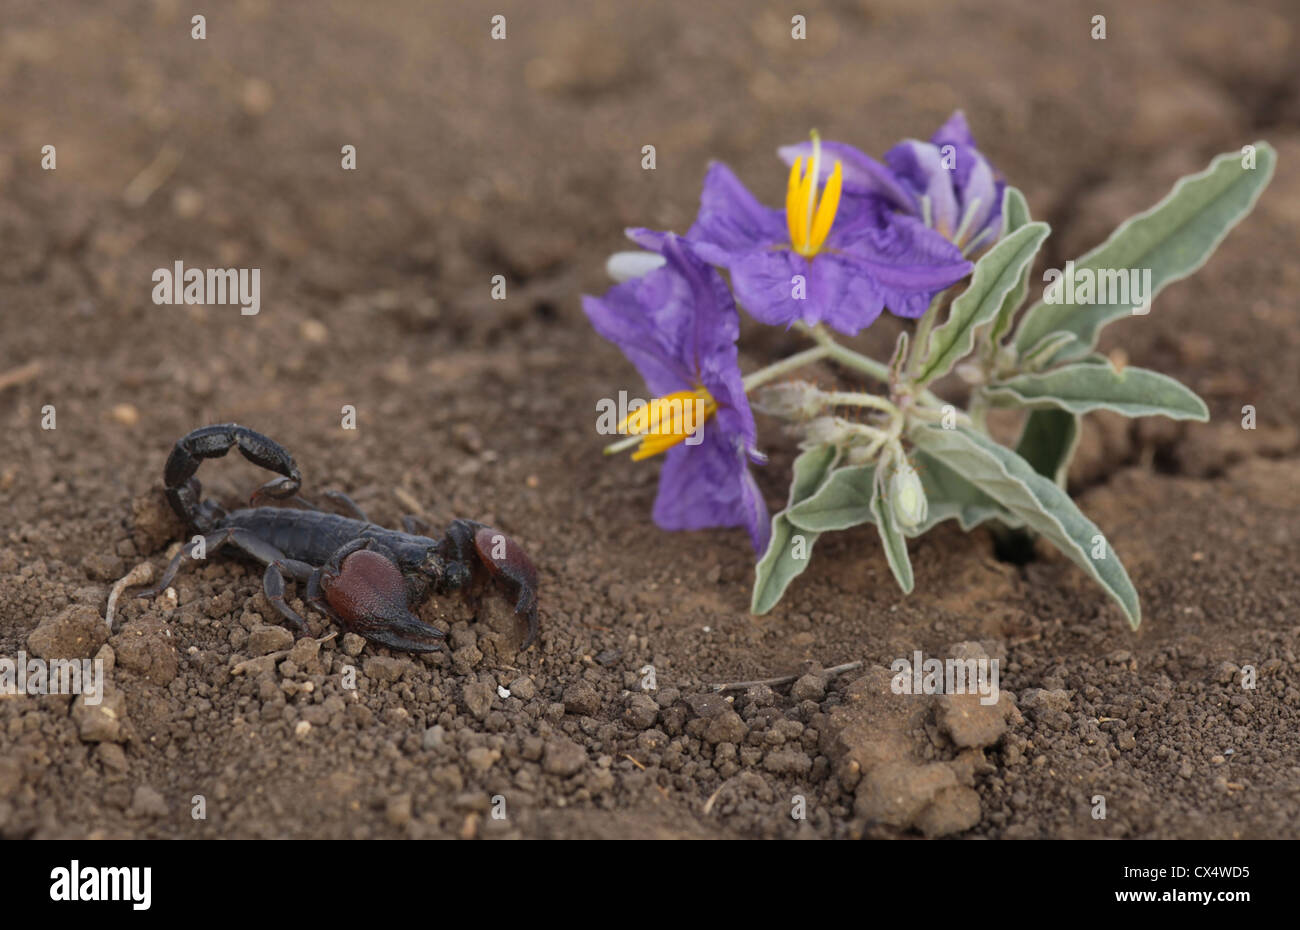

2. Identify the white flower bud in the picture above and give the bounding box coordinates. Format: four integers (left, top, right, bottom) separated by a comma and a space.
802, 416, 853, 447
844, 444, 876, 466
888, 457, 928, 529
605, 251, 666, 282
755, 380, 823, 420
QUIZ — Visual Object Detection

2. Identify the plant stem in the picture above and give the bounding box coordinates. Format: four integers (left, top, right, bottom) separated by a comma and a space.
819, 391, 896, 416
741, 344, 831, 392
795, 322, 892, 383
906, 288, 950, 381
910, 404, 973, 429
822, 391, 906, 455
968, 390, 991, 433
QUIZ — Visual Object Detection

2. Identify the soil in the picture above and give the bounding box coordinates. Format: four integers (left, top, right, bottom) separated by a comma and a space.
2, 0, 1298, 839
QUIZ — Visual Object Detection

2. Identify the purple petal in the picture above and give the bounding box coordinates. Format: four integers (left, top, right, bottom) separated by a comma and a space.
737, 457, 771, 553
700, 348, 757, 450
777, 140, 916, 212
929, 110, 977, 153
885, 140, 959, 237
802, 253, 887, 336
723, 248, 813, 327
647, 235, 759, 450
686, 162, 787, 258
830, 210, 972, 320
652, 430, 770, 552
581, 286, 692, 397
958, 154, 999, 242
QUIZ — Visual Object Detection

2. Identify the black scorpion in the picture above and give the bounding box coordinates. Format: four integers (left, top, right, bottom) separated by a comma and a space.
136, 424, 539, 653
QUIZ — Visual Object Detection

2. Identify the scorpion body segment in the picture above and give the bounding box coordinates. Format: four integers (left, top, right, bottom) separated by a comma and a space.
138, 424, 539, 654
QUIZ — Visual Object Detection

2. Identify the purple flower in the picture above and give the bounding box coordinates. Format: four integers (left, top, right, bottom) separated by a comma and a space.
581, 232, 770, 553
683, 134, 971, 336
780, 111, 1006, 255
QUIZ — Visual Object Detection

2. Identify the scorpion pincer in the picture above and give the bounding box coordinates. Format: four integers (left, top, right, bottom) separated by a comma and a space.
135, 424, 539, 653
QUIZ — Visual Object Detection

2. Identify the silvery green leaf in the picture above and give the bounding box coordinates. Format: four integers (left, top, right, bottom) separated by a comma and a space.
985, 363, 1209, 421
786, 464, 876, 533
605, 250, 666, 282
987, 187, 1037, 348
909, 423, 1141, 628
869, 474, 914, 594
908, 450, 1023, 535
918, 220, 1050, 386
1014, 409, 1080, 488
1013, 142, 1277, 363
1019, 331, 1080, 372
751, 445, 841, 614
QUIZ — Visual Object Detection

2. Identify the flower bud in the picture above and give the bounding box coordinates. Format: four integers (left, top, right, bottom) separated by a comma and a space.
888, 457, 928, 529
755, 380, 823, 420
605, 250, 666, 283
802, 416, 853, 447
844, 444, 876, 466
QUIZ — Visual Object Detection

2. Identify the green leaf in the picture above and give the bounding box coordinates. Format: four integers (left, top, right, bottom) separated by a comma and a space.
909, 423, 1141, 628
985, 363, 1210, 421
909, 450, 1023, 535
1013, 142, 1277, 363
918, 220, 1050, 386
1019, 331, 1079, 372
1014, 409, 1080, 487
751, 445, 841, 614
987, 187, 1037, 347
788, 451, 1023, 537
786, 464, 876, 532
869, 474, 914, 594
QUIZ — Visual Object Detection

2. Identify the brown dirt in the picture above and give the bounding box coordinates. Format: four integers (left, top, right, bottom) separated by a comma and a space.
2, 0, 1298, 839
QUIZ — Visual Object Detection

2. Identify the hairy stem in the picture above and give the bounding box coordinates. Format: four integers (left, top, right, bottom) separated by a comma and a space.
905, 288, 950, 381
741, 344, 831, 392
820, 390, 897, 416
794, 322, 892, 384
968, 389, 991, 433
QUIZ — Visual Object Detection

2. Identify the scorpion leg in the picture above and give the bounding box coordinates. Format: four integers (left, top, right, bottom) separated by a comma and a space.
268, 488, 368, 521
319, 490, 369, 522
136, 528, 240, 599
262, 558, 317, 634
139, 527, 317, 637
401, 514, 431, 535
205, 529, 319, 634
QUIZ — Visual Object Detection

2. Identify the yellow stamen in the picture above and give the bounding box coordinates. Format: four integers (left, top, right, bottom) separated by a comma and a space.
615, 388, 717, 461
785, 132, 843, 258
786, 158, 807, 251
809, 162, 843, 251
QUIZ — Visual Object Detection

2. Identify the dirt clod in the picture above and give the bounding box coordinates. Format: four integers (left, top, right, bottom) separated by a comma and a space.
543, 738, 587, 777
27, 605, 108, 660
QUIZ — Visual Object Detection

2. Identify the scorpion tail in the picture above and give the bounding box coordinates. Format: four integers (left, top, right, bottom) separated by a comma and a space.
163, 424, 302, 532
167, 477, 227, 534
